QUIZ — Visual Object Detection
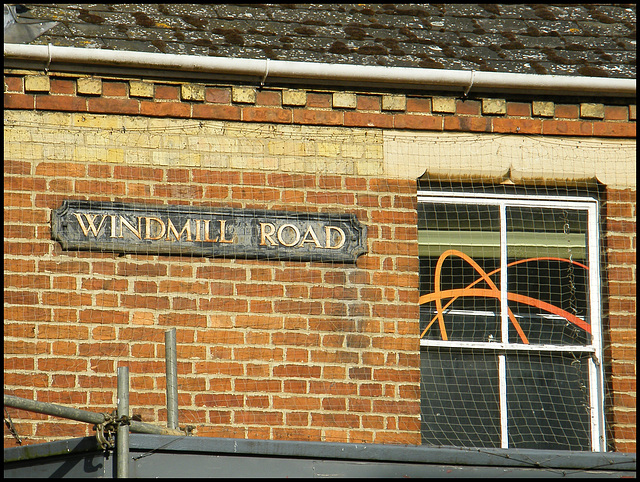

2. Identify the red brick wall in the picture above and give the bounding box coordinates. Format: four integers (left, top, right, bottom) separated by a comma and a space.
603, 188, 637, 452
4, 71, 636, 451
4, 156, 420, 445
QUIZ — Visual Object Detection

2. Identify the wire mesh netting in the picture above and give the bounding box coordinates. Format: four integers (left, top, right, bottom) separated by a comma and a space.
5, 113, 420, 445
4, 109, 636, 451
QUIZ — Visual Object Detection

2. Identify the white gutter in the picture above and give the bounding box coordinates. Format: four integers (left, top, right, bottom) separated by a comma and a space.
4, 43, 636, 97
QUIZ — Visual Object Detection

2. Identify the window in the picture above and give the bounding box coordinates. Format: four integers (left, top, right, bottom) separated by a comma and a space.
418, 189, 605, 451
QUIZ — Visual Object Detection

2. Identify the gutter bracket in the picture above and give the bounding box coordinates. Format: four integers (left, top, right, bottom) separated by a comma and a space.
260, 58, 269, 88
45, 43, 52, 73
462, 69, 475, 99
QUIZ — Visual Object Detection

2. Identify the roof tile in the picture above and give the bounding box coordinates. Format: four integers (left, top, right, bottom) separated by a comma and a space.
6, 3, 635, 79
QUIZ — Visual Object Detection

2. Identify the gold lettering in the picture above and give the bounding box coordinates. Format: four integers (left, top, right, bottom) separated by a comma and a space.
202, 220, 218, 242
277, 224, 301, 247
144, 217, 166, 240
218, 219, 236, 244
110, 215, 117, 238
166, 218, 192, 242
73, 213, 107, 237
325, 226, 346, 249
193, 219, 202, 242
298, 225, 322, 248
260, 223, 277, 246
119, 215, 142, 240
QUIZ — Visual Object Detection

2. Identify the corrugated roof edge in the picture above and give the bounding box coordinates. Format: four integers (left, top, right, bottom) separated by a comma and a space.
4, 43, 636, 97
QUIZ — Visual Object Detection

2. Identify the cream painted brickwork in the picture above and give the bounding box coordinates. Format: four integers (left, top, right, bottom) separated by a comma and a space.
383, 131, 637, 189
4, 111, 385, 177
4, 110, 636, 189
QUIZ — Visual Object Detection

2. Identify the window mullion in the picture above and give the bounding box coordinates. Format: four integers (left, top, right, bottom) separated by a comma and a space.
588, 203, 605, 452
500, 202, 509, 343
499, 202, 509, 449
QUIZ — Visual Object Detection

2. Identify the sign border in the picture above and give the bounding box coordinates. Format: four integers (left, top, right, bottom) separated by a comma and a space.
51, 200, 368, 263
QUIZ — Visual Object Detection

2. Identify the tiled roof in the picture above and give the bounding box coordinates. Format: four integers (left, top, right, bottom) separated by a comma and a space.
6, 4, 637, 79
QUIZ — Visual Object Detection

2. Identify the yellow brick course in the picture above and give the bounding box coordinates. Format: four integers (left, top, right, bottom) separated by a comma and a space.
73, 113, 123, 129
181, 83, 205, 102
482, 98, 507, 115
382, 94, 406, 111
129, 80, 154, 98
532, 101, 555, 117
282, 89, 307, 106
24, 75, 50, 92
77, 77, 102, 96
580, 103, 606, 119
4, 110, 635, 188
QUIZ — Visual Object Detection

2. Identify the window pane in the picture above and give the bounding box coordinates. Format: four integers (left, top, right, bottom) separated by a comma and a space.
506, 352, 592, 450
421, 348, 500, 448
419, 203, 501, 342
506, 207, 591, 345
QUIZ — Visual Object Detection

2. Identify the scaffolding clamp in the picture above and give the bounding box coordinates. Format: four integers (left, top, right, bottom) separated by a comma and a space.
94, 411, 118, 450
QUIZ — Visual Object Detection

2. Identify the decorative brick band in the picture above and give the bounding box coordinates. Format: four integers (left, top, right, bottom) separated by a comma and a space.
4, 73, 636, 138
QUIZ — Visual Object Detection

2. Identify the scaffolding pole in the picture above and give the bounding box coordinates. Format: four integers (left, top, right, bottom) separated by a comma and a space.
3, 394, 185, 437
116, 366, 129, 478
165, 328, 179, 431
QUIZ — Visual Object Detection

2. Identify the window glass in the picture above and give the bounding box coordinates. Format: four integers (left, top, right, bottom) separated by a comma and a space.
420, 348, 500, 448
506, 207, 590, 346
506, 352, 592, 451
419, 203, 501, 343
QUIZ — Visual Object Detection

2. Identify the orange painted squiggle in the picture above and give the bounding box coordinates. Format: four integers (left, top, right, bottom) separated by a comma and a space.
420, 250, 590, 343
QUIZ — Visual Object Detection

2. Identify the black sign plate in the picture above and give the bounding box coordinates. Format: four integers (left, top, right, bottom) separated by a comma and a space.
51, 201, 367, 263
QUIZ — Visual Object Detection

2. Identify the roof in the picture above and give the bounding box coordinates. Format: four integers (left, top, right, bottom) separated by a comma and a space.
5, 434, 638, 477
5, 4, 636, 80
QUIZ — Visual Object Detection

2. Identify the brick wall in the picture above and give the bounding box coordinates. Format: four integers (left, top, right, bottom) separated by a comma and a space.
4, 70, 636, 451
4, 161, 420, 446
603, 188, 637, 452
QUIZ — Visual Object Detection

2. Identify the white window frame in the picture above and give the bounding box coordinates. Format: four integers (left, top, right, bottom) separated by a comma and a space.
417, 190, 605, 452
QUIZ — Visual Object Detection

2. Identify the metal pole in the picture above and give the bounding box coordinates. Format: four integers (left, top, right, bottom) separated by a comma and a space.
3, 394, 106, 425
3, 394, 186, 436
117, 366, 129, 478
165, 328, 179, 430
